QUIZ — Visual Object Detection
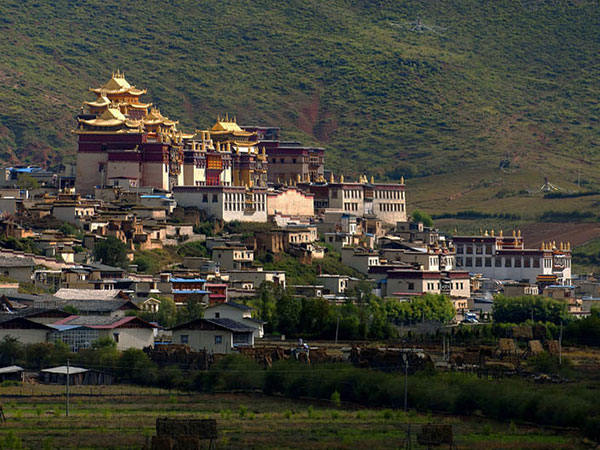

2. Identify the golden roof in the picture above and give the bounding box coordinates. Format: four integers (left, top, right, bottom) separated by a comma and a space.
78, 107, 141, 128
210, 115, 253, 137
143, 108, 178, 127
84, 95, 111, 108
125, 102, 152, 109
90, 71, 147, 96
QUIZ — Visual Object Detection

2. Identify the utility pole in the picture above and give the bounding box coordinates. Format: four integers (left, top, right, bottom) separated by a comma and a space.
66, 358, 70, 417
335, 312, 340, 344
559, 320, 563, 366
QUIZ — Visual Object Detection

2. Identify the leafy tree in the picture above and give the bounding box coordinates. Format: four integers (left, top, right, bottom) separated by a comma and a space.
176, 295, 205, 325
0, 336, 23, 366
74, 337, 119, 372
411, 210, 434, 227
23, 343, 54, 370
275, 287, 301, 336
63, 305, 79, 315
139, 297, 178, 329
118, 348, 156, 385
93, 236, 128, 267
386, 294, 455, 325
17, 173, 39, 190
254, 282, 279, 332
58, 222, 82, 238
492, 295, 567, 325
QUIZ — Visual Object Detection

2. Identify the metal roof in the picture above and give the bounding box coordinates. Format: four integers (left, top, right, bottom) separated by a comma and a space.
0, 365, 24, 374
41, 366, 88, 375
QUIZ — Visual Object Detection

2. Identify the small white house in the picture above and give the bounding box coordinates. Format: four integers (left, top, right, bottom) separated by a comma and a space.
171, 318, 255, 354
204, 302, 265, 339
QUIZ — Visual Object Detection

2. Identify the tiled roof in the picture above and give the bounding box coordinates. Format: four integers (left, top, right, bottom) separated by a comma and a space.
206, 301, 251, 311
205, 318, 255, 332
54, 289, 122, 301
54, 315, 155, 329
0, 257, 34, 267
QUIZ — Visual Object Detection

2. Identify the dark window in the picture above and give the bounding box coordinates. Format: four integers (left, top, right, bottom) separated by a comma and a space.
212, 195, 218, 203
465, 257, 473, 266
466, 246, 473, 254
475, 245, 483, 255
292, 158, 297, 164
456, 257, 464, 267
215, 335, 223, 344
180, 335, 188, 344
408, 282, 414, 290
202, 195, 208, 203
214, 312, 220, 318
505, 258, 512, 268
113, 332, 119, 343
485, 245, 493, 254
475, 258, 482, 267
495, 257, 502, 267
533, 258, 540, 268
280, 158, 285, 163
524, 258, 531, 268
485, 258, 492, 267
456, 245, 464, 254
515, 258, 522, 267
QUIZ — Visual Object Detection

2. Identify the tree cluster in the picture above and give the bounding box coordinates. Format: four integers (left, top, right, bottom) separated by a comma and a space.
492, 295, 568, 325
249, 282, 454, 340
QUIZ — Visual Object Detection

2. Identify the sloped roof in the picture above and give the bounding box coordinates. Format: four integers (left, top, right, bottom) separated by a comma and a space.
41, 366, 88, 375
54, 289, 122, 301
54, 315, 155, 329
172, 317, 254, 333
61, 299, 140, 313
0, 257, 34, 267
0, 365, 24, 374
206, 301, 251, 312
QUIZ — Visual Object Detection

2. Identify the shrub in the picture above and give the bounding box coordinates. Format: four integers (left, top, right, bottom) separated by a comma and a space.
330, 390, 341, 407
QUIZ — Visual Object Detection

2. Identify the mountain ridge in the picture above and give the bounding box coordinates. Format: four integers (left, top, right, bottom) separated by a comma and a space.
0, 0, 598, 206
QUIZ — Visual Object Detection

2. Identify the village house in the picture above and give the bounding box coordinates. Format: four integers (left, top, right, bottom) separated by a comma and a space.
173, 185, 268, 223
212, 246, 254, 270
225, 269, 286, 289
316, 274, 360, 295
53, 315, 155, 350
171, 318, 255, 353
341, 247, 380, 275
203, 302, 265, 339
0, 257, 35, 283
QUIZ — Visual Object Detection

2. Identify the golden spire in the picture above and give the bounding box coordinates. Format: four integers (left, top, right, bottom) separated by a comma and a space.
499, 229, 503, 237
567, 242, 571, 251
401, 176, 405, 184
518, 229, 521, 237
560, 242, 564, 251
512, 229, 516, 238
491, 229, 495, 237
370, 175, 374, 184
340, 174, 344, 183
330, 173, 335, 183
540, 242, 545, 250
484, 230, 489, 236
296, 174, 301, 183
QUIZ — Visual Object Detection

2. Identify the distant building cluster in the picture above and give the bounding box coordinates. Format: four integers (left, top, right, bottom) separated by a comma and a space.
0, 72, 587, 358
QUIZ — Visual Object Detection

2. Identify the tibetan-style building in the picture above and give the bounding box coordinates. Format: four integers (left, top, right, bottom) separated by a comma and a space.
242, 126, 325, 184
75, 71, 189, 195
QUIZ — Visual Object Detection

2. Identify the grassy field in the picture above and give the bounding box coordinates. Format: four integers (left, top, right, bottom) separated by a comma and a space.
0, 385, 586, 449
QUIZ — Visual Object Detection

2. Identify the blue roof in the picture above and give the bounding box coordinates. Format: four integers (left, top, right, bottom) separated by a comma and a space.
141, 195, 168, 199
9, 167, 45, 173
170, 278, 206, 283
547, 285, 574, 289
48, 324, 93, 332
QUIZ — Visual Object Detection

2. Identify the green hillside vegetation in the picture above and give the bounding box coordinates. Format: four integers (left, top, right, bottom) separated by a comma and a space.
0, 1, 598, 214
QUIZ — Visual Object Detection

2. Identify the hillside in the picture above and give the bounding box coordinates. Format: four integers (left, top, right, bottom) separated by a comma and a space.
0, 0, 598, 212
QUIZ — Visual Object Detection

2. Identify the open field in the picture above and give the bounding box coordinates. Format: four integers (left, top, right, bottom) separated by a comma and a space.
0, 385, 588, 449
